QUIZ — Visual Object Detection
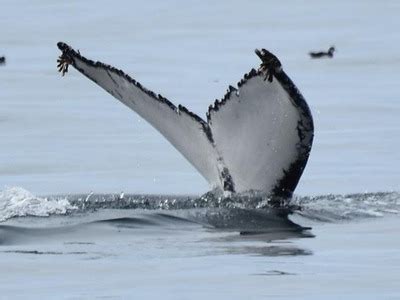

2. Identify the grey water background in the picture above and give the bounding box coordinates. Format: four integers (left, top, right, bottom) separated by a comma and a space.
1, 0, 399, 195
1, 0, 400, 299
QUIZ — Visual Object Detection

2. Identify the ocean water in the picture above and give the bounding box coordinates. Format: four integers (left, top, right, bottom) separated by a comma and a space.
1, 0, 400, 299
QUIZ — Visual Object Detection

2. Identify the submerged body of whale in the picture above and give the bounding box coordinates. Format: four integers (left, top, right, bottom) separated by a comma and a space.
57, 43, 314, 199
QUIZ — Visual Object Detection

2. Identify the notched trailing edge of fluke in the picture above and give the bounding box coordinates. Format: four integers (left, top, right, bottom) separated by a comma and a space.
206, 68, 259, 121
207, 48, 282, 121
57, 42, 283, 131
57, 42, 286, 146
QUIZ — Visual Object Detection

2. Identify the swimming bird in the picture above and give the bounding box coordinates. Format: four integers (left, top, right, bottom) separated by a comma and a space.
57, 43, 314, 200
0, 56, 5, 65
309, 46, 335, 59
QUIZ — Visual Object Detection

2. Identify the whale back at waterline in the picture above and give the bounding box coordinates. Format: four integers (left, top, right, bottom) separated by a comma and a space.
57, 43, 313, 197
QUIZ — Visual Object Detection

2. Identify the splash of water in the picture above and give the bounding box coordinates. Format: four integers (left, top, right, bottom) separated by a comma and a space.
0, 187, 76, 222
1, 187, 399, 223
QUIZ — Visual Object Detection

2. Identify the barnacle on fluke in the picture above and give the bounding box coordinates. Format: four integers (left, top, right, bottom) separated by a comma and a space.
255, 48, 282, 82
57, 51, 73, 76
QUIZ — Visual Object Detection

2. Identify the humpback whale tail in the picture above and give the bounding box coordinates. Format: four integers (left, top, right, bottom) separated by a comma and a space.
57, 43, 313, 199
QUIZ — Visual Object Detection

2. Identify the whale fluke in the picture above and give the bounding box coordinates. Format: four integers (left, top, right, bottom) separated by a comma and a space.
57, 43, 313, 199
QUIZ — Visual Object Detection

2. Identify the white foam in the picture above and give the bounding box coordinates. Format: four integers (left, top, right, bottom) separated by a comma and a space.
0, 187, 76, 222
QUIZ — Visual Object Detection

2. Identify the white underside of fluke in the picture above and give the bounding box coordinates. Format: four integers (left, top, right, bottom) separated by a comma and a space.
57, 43, 313, 197
73, 58, 222, 189
208, 77, 300, 193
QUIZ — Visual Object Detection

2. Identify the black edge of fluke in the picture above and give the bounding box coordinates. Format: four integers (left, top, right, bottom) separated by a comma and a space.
207, 68, 261, 122
56, 42, 214, 144
267, 58, 314, 201
254, 47, 314, 201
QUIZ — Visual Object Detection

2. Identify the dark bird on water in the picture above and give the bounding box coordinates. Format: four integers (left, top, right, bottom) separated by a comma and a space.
309, 46, 335, 59
0, 56, 5, 65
